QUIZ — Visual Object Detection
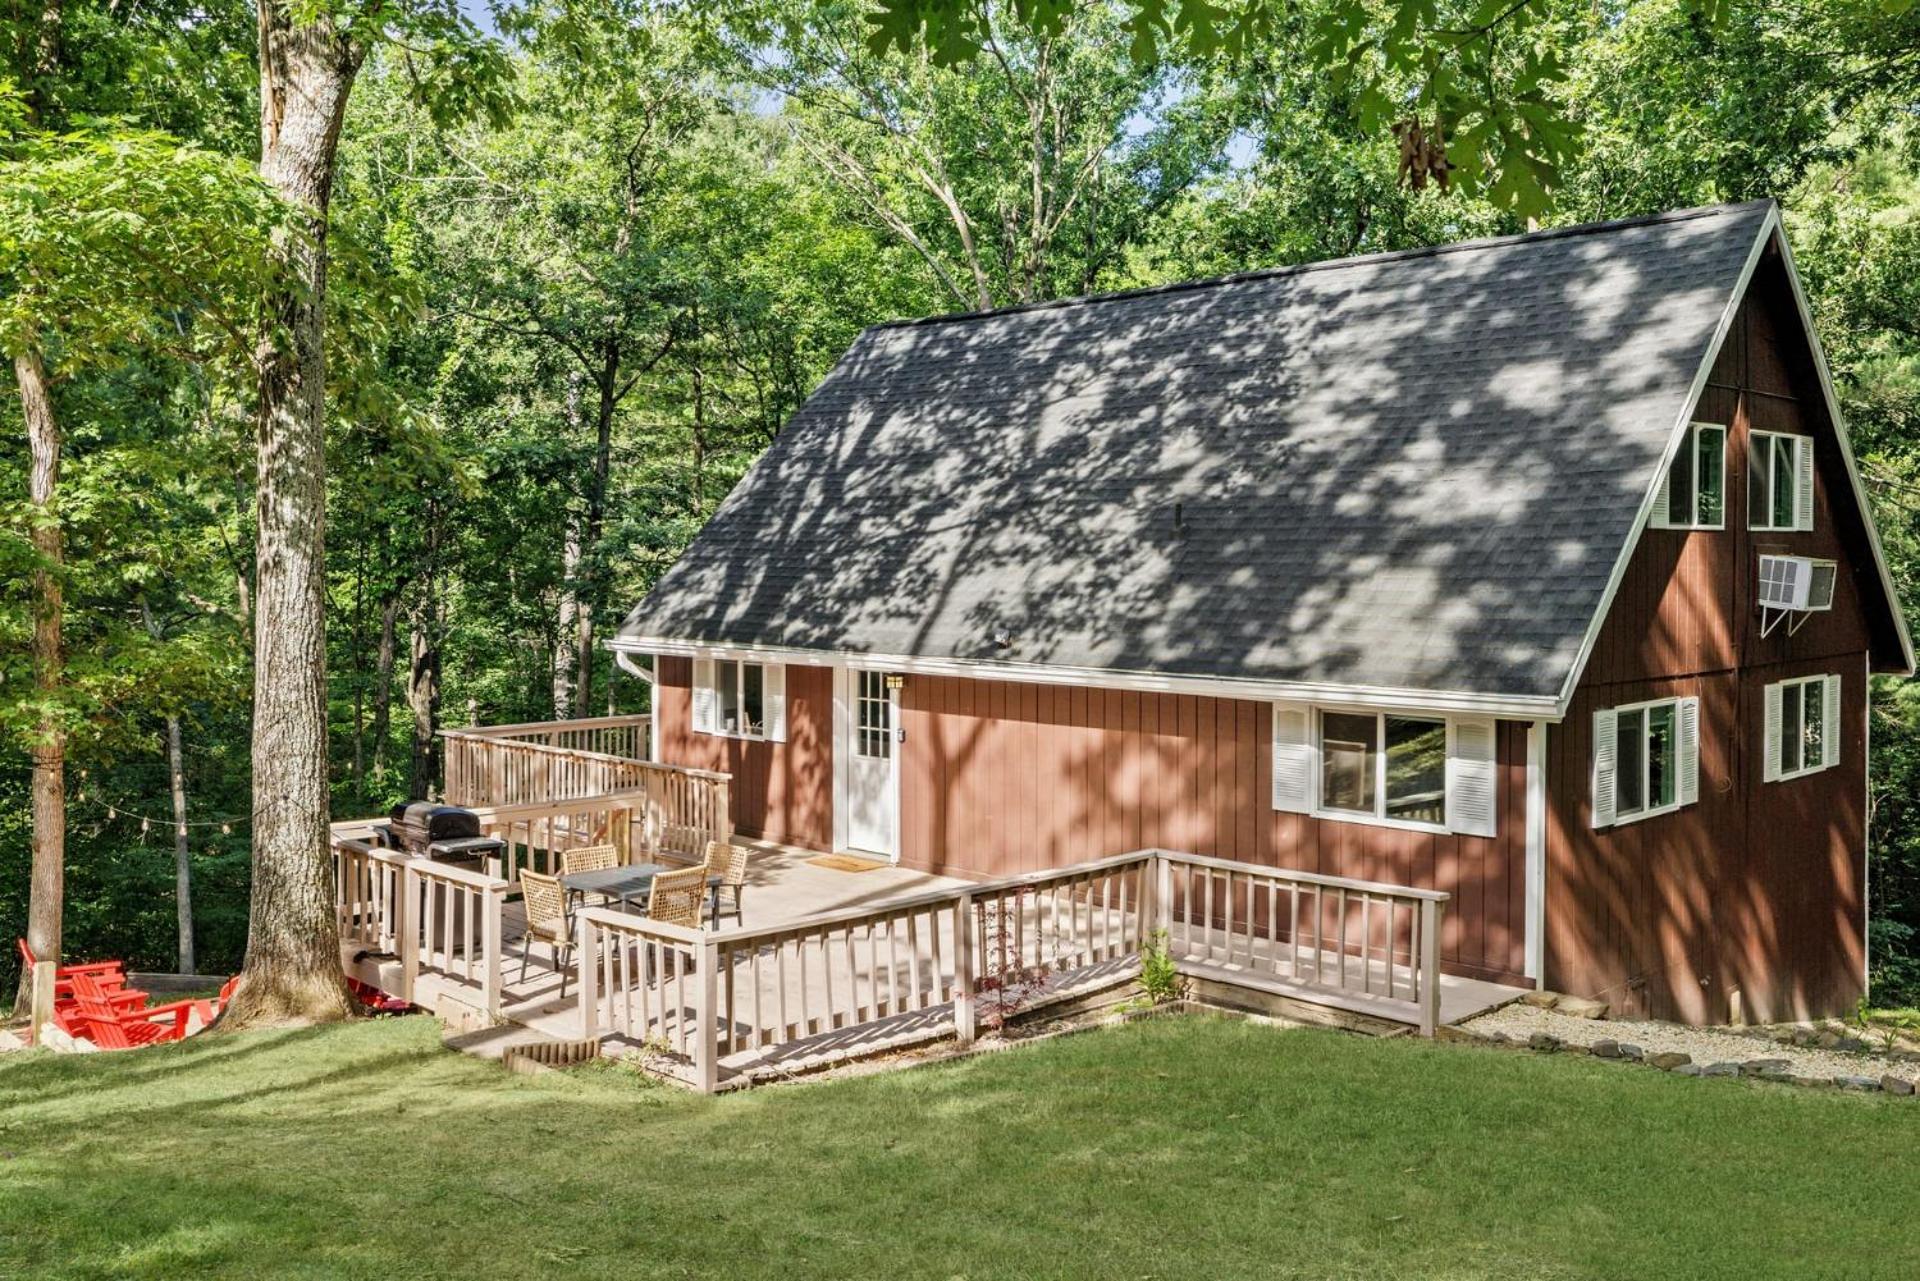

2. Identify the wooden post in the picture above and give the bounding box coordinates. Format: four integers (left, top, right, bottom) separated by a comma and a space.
482, 885, 503, 1020
398, 862, 420, 1004
953, 893, 975, 1047
694, 937, 719, 1094
29, 960, 55, 1045
611, 805, 631, 864
578, 912, 600, 1040
1156, 855, 1173, 938
1418, 898, 1442, 1038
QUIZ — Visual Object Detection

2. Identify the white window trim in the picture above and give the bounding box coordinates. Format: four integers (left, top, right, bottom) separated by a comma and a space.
1291, 704, 1495, 837
1650, 421, 1728, 531
698, 658, 778, 742
1748, 429, 1815, 533
1768, 673, 1840, 783
1599, 696, 1691, 827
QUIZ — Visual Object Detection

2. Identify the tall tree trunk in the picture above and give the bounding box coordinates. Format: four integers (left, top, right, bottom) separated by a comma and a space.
553, 371, 582, 719
575, 346, 619, 713
407, 602, 442, 800
221, 3, 360, 1028
371, 582, 399, 777
555, 532, 579, 718
12, 349, 64, 1019
407, 510, 442, 800
349, 539, 367, 796
167, 715, 195, 975
141, 599, 196, 976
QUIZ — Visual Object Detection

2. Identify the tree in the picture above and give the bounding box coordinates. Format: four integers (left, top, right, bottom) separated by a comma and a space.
727, 0, 1231, 309
220, 0, 508, 1028
0, 120, 290, 1012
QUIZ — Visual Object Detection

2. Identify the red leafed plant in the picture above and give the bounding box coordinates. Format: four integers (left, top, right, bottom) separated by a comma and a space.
974, 888, 1054, 1032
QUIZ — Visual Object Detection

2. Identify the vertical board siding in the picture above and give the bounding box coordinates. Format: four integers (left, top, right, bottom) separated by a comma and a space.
1547, 253, 1874, 1022
655, 657, 834, 851
899, 675, 1529, 984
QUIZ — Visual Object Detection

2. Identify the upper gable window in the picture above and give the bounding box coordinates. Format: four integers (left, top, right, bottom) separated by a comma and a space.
1651, 422, 1726, 530
1749, 430, 1815, 532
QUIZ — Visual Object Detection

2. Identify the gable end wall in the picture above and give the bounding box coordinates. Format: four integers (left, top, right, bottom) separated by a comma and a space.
1547, 250, 1872, 1023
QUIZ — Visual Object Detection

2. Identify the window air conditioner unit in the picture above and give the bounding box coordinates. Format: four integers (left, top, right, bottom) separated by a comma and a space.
1757, 555, 1836, 635
1758, 555, 1811, 610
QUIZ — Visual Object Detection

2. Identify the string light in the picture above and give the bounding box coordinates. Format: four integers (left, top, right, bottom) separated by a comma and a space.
69, 787, 256, 834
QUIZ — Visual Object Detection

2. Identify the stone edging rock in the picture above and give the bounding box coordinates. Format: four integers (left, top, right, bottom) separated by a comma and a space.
1437, 1022, 1919, 1096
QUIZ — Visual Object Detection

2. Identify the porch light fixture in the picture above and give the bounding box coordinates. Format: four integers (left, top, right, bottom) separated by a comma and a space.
885, 674, 905, 691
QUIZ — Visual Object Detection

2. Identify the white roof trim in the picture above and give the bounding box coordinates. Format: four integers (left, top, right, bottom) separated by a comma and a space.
1771, 220, 1916, 674
1554, 205, 1915, 716
607, 635, 1565, 720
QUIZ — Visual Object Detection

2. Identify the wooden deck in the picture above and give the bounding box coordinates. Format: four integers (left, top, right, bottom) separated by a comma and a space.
347, 840, 1525, 1087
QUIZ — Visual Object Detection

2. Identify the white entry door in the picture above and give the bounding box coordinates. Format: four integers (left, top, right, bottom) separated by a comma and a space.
847, 669, 896, 857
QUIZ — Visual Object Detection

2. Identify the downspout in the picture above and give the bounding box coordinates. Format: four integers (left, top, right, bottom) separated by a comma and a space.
614, 648, 656, 760
1525, 720, 1548, 985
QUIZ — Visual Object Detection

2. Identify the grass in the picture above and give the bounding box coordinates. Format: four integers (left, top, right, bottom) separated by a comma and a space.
3, 1014, 1920, 1280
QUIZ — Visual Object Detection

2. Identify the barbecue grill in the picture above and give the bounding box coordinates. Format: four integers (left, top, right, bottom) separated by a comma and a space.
379, 803, 505, 962
385, 802, 506, 873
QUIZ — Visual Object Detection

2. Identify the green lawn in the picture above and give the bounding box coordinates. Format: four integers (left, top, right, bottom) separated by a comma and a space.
3, 1014, 1919, 1280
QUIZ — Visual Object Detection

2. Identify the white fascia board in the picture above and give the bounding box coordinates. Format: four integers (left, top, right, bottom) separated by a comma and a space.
1770, 222, 1917, 675
1554, 207, 1779, 715
606, 636, 1564, 721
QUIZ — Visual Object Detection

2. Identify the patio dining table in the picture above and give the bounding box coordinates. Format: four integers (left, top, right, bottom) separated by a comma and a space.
558, 862, 721, 917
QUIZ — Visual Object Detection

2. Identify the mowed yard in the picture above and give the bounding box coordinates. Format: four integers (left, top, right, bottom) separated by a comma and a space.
4, 1015, 1920, 1280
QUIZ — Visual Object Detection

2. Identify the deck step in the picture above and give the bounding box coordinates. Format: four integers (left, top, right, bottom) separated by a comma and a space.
443, 1020, 579, 1065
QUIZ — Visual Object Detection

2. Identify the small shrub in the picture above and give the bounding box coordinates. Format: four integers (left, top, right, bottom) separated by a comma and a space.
1138, 929, 1188, 1005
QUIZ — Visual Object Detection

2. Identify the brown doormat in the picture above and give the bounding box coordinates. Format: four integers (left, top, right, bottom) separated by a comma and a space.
807, 854, 889, 873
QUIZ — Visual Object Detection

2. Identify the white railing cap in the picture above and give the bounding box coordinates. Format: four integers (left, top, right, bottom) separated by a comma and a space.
1148, 849, 1451, 903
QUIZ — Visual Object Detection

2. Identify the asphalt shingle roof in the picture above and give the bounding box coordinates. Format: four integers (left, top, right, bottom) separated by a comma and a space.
617, 201, 1774, 702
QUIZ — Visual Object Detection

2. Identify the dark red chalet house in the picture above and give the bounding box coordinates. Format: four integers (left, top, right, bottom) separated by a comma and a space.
615, 201, 1913, 1025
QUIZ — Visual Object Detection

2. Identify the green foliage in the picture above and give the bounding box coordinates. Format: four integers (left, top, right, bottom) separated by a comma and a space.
1138, 927, 1188, 1003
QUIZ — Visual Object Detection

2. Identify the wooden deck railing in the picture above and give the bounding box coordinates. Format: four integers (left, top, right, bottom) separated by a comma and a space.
1157, 851, 1447, 1037
576, 849, 1448, 1092
330, 835, 511, 1020
464, 777, 731, 884
441, 715, 653, 808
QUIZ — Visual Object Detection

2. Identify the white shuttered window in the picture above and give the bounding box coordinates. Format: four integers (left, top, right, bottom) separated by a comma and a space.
1763, 673, 1841, 782
692, 658, 787, 742
1591, 695, 1700, 828
1271, 702, 1500, 837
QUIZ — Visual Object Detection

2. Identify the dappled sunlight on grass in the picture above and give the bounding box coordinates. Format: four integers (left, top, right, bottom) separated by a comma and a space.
4, 1013, 1920, 1278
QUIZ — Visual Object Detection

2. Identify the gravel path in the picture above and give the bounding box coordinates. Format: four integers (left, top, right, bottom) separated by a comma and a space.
1464, 1003, 1920, 1085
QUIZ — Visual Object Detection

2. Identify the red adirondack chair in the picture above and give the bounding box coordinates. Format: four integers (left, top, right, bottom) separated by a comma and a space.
66, 972, 197, 1049
16, 938, 130, 1001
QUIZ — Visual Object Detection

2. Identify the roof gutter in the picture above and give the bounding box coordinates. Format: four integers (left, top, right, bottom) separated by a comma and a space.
606, 635, 1565, 721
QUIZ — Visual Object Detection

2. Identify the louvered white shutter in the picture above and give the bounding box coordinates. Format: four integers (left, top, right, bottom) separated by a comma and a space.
1795, 436, 1816, 530
1650, 464, 1674, 529
764, 663, 788, 742
1823, 674, 1842, 769
1271, 703, 1313, 814
1762, 682, 1783, 783
1676, 697, 1701, 807
1447, 717, 1499, 837
692, 658, 716, 735
1591, 709, 1618, 828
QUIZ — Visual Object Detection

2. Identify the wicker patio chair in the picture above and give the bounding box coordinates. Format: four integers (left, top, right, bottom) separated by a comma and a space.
646, 865, 709, 929
561, 843, 621, 909
561, 844, 619, 875
643, 865, 708, 984
702, 841, 748, 926
517, 869, 575, 999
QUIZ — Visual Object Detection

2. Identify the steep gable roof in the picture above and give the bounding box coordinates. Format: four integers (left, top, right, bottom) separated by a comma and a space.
618, 201, 1803, 711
